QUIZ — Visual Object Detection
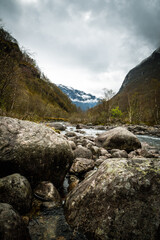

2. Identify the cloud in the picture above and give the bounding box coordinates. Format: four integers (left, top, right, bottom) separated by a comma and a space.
0, 0, 160, 96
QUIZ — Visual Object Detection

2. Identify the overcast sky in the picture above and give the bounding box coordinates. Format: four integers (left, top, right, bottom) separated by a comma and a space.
0, 0, 160, 97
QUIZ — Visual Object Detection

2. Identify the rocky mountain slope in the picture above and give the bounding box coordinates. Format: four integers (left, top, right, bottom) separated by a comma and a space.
112, 47, 160, 124
58, 84, 100, 111
89, 48, 160, 125
0, 27, 77, 120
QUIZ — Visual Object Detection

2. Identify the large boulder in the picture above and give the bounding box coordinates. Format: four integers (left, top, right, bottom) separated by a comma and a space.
0, 117, 73, 188
0, 173, 32, 214
65, 158, 160, 240
0, 203, 31, 240
95, 127, 141, 152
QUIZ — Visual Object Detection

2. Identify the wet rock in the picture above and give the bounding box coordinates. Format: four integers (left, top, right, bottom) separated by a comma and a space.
74, 145, 93, 159
0, 117, 73, 188
70, 158, 95, 175
0, 173, 32, 214
95, 127, 141, 152
65, 158, 160, 240
0, 203, 31, 240
28, 207, 87, 240
34, 181, 61, 207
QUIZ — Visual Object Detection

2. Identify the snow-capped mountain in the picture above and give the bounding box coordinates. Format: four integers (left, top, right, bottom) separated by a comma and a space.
57, 84, 100, 111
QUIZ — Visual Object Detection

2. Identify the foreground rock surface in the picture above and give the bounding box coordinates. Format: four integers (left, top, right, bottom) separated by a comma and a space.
65, 158, 160, 240
95, 127, 141, 152
0, 203, 30, 240
0, 173, 32, 214
0, 117, 73, 188
28, 206, 87, 240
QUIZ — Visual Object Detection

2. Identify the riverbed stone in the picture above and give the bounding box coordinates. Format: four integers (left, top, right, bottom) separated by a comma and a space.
65, 157, 160, 240
0, 173, 32, 214
46, 122, 66, 131
74, 145, 93, 159
70, 158, 95, 175
0, 117, 73, 188
34, 181, 61, 207
95, 127, 141, 152
0, 203, 31, 240
110, 149, 128, 158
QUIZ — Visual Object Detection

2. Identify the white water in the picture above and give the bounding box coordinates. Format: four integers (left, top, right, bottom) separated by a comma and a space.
62, 124, 160, 150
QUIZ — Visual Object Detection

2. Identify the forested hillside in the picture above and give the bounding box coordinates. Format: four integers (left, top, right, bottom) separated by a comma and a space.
0, 27, 77, 120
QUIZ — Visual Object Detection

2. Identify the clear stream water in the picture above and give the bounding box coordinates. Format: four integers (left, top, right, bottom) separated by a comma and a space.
62, 125, 160, 151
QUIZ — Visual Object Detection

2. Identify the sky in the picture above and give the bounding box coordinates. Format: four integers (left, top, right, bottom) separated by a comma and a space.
0, 0, 160, 97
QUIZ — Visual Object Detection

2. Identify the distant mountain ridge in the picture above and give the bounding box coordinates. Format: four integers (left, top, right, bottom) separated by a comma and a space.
58, 84, 100, 111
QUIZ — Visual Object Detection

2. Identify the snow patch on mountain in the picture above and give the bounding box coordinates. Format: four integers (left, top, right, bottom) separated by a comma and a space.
57, 84, 100, 111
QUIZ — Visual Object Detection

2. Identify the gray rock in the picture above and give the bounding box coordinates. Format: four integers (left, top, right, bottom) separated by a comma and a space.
70, 158, 95, 175
0, 203, 31, 240
0, 173, 32, 214
65, 158, 160, 240
68, 140, 76, 150
65, 131, 77, 137
34, 181, 61, 206
0, 117, 73, 188
46, 122, 66, 131
110, 149, 128, 158
95, 127, 141, 152
74, 145, 92, 159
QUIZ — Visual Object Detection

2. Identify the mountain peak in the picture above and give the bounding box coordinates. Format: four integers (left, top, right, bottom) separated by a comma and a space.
57, 84, 100, 111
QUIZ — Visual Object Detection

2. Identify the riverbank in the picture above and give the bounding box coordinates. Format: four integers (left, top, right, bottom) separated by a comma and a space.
0, 117, 160, 240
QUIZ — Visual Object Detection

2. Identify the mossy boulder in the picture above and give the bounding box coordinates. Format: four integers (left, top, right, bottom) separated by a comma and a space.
65, 157, 160, 240
0, 173, 32, 214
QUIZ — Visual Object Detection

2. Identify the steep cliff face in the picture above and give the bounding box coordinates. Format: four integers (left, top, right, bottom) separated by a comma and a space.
111, 48, 160, 124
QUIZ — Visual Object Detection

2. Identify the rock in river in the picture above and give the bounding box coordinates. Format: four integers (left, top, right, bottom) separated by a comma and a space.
0, 203, 31, 240
65, 157, 160, 240
70, 158, 95, 175
0, 173, 32, 214
0, 117, 73, 188
95, 127, 141, 152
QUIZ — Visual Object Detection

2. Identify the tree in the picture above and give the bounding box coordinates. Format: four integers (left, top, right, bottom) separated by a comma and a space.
111, 106, 122, 120
103, 88, 115, 101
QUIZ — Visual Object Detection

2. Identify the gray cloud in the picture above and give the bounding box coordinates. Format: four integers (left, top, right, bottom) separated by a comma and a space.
0, 0, 160, 95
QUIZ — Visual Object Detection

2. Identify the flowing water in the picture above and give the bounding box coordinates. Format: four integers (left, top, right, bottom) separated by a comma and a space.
62, 124, 160, 150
